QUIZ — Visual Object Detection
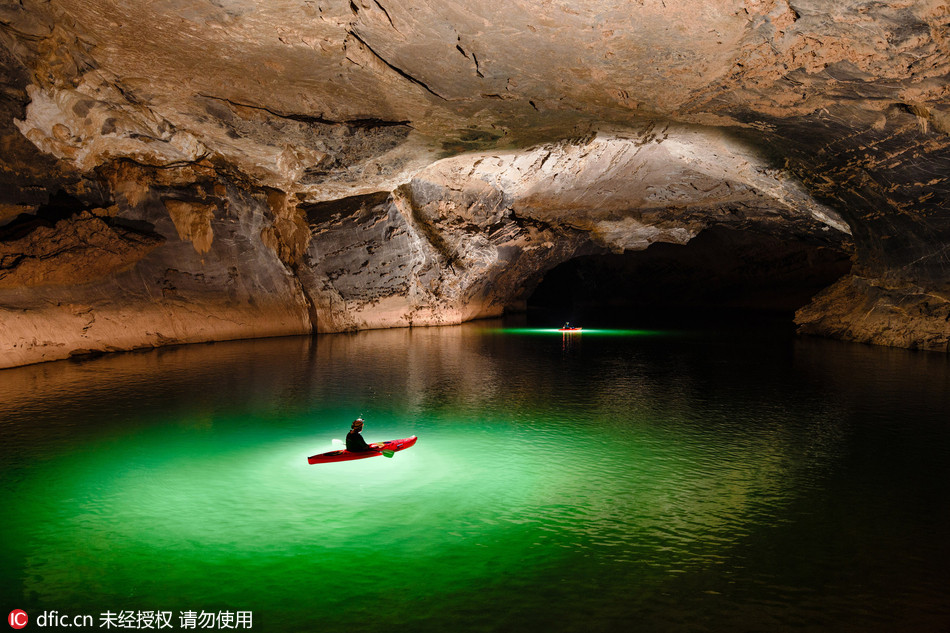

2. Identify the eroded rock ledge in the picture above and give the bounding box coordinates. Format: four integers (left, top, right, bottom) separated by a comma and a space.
796, 275, 950, 352
0, 210, 163, 289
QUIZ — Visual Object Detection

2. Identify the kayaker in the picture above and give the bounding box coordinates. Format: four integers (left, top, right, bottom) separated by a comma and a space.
346, 418, 377, 452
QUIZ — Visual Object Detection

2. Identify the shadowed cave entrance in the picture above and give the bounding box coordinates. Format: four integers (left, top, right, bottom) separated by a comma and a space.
526, 226, 853, 329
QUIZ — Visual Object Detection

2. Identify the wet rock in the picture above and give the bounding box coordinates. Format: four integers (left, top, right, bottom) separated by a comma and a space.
796, 275, 950, 352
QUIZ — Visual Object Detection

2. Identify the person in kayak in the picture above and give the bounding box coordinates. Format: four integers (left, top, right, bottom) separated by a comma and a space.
346, 418, 379, 452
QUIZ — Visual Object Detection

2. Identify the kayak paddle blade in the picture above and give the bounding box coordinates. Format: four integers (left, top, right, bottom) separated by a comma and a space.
381, 449, 395, 458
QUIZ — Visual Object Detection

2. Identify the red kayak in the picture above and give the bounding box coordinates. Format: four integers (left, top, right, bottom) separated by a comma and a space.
307, 436, 418, 465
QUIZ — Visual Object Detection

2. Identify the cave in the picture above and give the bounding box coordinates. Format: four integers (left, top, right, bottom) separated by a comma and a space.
2, 3, 950, 632
1, 0, 949, 367
527, 225, 854, 329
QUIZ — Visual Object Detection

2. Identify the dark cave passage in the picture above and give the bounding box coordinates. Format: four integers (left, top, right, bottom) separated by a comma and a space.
526, 226, 853, 328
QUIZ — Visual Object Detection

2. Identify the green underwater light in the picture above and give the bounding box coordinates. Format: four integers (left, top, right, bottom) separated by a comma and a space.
3, 327, 948, 633
491, 327, 664, 336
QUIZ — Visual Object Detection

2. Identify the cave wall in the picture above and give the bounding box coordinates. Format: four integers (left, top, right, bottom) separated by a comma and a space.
0, 163, 313, 368
0, 126, 856, 368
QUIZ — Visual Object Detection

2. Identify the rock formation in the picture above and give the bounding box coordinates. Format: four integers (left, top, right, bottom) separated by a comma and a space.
0, 0, 948, 367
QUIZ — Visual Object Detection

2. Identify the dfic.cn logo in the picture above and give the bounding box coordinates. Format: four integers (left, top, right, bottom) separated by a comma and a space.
8, 610, 28, 629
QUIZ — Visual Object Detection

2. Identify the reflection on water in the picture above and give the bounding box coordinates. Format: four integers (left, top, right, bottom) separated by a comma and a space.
1, 321, 949, 632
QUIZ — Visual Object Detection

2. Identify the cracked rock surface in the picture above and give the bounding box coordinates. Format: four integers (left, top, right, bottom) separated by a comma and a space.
1, 0, 949, 366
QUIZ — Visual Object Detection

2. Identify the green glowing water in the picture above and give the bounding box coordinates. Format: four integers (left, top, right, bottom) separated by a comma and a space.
2, 321, 949, 632
494, 327, 660, 336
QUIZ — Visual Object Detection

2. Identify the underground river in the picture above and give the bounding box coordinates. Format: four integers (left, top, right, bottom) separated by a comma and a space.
2, 319, 949, 632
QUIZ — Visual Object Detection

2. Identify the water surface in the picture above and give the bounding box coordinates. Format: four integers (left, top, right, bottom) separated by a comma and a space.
2, 321, 949, 632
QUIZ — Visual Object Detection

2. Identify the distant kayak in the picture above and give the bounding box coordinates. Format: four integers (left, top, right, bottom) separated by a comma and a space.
307, 436, 418, 464
559, 327, 582, 332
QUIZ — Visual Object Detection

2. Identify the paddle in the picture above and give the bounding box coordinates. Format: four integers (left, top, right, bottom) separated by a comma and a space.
332, 438, 395, 458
